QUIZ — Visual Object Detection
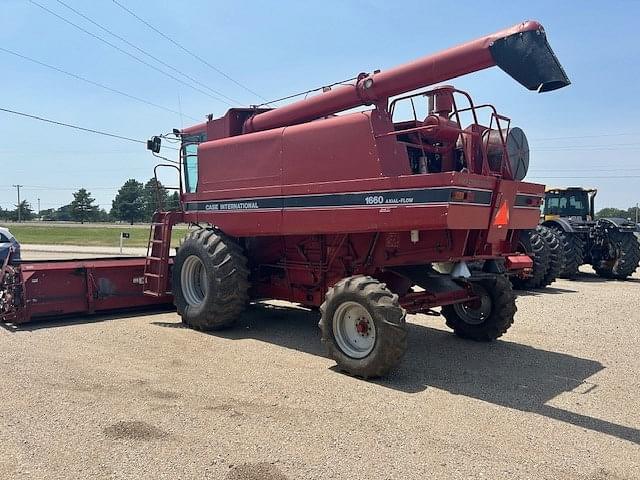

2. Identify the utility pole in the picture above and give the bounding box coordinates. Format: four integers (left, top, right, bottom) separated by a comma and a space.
38, 198, 41, 217
636, 202, 639, 224
12, 184, 23, 222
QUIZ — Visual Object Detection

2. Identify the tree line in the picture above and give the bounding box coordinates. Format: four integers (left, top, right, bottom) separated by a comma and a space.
596, 206, 639, 222
0, 178, 179, 224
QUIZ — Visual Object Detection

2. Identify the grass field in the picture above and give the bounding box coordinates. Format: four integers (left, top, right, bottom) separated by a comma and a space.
1, 223, 192, 248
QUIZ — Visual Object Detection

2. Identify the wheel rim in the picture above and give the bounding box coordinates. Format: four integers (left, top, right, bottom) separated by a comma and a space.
332, 301, 376, 359
453, 284, 492, 325
180, 255, 208, 307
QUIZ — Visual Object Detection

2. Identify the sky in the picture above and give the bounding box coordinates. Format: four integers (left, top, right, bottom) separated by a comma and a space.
1, 0, 639, 212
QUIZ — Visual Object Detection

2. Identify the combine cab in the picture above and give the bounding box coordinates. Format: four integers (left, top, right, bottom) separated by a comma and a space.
542, 187, 640, 279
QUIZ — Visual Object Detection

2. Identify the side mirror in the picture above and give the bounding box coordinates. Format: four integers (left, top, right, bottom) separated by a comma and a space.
146, 136, 161, 153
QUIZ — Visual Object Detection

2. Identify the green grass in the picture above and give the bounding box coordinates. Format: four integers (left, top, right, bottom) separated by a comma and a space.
1, 224, 191, 248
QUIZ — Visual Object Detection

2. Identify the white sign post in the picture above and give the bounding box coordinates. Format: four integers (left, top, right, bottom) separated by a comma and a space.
120, 232, 130, 254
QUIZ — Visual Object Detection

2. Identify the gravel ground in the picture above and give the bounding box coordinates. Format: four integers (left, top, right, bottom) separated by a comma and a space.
1, 257, 639, 479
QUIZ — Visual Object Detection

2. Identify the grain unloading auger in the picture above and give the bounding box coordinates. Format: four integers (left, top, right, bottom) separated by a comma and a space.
3, 21, 569, 378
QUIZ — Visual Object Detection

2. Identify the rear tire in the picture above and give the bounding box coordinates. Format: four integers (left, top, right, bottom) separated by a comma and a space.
442, 274, 516, 341
593, 231, 640, 279
511, 230, 549, 290
554, 230, 584, 279
537, 225, 563, 287
319, 276, 407, 378
172, 228, 250, 330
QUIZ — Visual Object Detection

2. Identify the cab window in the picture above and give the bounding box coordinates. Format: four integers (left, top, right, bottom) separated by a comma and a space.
181, 132, 206, 193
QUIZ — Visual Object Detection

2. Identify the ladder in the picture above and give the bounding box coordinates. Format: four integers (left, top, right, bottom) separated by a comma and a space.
143, 210, 181, 297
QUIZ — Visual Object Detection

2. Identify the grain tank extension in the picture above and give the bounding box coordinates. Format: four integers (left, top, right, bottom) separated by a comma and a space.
143, 21, 570, 377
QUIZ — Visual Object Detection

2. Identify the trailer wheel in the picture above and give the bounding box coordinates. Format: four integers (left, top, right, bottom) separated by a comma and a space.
593, 231, 640, 279
554, 230, 584, 279
172, 228, 250, 330
511, 230, 549, 290
319, 276, 407, 378
442, 274, 516, 341
537, 225, 564, 287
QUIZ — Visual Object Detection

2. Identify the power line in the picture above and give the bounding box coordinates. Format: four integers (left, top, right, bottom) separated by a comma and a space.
53, 0, 241, 105
532, 143, 640, 151
531, 132, 640, 142
0, 46, 199, 122
0, 106, 154, 146
111, 0, 266, 102
27, 0, 232, 107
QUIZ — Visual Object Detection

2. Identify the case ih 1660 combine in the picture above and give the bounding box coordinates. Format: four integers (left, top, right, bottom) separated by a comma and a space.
1, 21, 569, 377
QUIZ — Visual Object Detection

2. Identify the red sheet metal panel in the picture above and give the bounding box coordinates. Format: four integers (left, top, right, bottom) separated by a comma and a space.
3, 257, 172, 325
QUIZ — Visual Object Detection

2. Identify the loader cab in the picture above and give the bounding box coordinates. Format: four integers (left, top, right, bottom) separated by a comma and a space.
543, 188, 596, 221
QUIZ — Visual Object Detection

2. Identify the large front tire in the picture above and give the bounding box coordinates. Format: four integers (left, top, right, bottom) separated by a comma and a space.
511, 230, 549, 290
593, 231, 640, 279
537, 225, 564, 287
555, 230, 584, 279
319, 276, 407, 378
172, 229, 250, 330
442, 274, 516, 341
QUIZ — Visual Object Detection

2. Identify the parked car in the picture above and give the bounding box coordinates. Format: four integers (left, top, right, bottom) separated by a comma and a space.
0, 227, 20, 263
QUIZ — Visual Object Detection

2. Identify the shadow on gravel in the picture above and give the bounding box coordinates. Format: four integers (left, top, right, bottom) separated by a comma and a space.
154, 302, 639, 445
514, 286, 578, 296
568, 272, 640, 284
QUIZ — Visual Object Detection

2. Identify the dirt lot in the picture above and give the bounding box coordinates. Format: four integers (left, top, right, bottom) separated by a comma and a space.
1, 259, 639, 479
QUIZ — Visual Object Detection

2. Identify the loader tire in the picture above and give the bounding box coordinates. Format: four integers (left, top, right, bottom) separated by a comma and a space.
537, 225, 563, 287
319, 276, 407, 378
442, 274, 516, 341
511, 230, 549, 290
593, 231, 640, 280
172, 228, 250, 331
555, 230, 584, 279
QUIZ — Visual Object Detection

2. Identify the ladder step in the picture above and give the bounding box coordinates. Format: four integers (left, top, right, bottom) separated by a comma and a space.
144, 273, 162, 278
147, 256, 163, 261
150, 239, 164, 244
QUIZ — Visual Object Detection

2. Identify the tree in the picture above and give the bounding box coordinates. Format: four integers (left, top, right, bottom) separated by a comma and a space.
12, 200, 34, 222
167, 191, 180, 211
70, 188, 98, 224
56, 204, 73, 222
111, 179, 145, 224
0, 206, 10, 221
39, 208, 57, 221
596, 207, 628, 219
95, 209, 111, 222
142, 178, 168, 220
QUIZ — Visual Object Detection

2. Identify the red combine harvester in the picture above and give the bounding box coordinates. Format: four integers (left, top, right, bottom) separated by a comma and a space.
1, 21, 569, 377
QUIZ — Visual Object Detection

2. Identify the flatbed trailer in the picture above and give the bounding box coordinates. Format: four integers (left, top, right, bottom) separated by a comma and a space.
0, 252, 173, 325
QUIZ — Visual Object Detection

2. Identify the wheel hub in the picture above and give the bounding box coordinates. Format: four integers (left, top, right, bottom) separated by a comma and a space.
453, 284, 492, 325
332, 301, 376, 359
355, 318, 370, 335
